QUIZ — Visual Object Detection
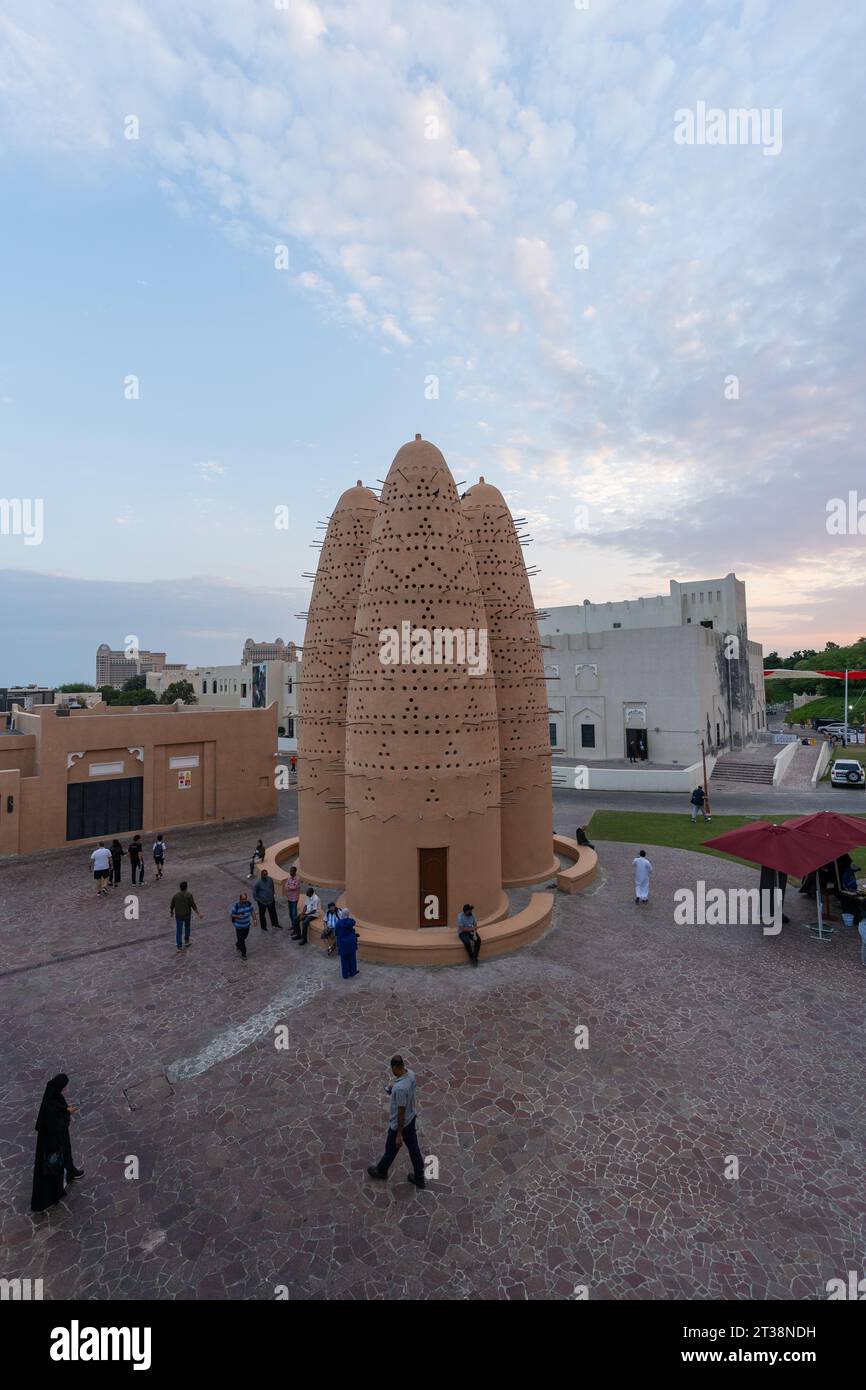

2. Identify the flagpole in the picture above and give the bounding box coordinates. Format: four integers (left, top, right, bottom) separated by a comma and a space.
844, 668, 849, 746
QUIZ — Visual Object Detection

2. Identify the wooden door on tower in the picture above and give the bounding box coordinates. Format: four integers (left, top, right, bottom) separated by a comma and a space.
418, 847, 448, 927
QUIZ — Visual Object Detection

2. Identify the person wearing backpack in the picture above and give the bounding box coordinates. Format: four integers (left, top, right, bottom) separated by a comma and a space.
690, 785, 709, 822
152, 834, 166, 880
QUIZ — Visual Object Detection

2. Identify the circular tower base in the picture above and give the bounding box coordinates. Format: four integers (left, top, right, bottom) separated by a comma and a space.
261, 835, 598, 966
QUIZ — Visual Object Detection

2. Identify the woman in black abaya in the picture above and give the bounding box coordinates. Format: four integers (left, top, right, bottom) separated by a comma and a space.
30, 1073, 83, 1212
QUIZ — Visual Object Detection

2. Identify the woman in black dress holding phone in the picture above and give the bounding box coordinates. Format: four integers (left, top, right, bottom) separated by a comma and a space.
30, 1073, 83, 1212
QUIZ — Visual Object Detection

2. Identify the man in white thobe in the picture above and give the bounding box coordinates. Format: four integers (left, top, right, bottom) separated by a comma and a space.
633, 850, 653, 904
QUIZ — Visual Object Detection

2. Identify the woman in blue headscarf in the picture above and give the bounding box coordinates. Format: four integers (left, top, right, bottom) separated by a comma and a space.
334, 910, 360, 979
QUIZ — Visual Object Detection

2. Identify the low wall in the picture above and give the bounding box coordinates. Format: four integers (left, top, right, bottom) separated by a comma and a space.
772, 739, 799, 785
811, 742, 832, 786
553, 835, 598, 893
553, 758, 711, 793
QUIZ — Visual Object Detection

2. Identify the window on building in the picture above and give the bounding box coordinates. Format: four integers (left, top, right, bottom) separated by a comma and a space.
287, 718, 294, 737
241, 683, 247, 698
549, 722, 558, 746
700, 619, 713, 629
201, 680, 208, 694
288, 679, 293, 693
716, 591, 721, 601
613, 622, 621, 629
580, 723, 596, 748
700, 592, 704, 603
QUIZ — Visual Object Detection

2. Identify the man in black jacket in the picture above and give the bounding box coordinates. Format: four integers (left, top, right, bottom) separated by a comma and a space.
252, 869, 280, 931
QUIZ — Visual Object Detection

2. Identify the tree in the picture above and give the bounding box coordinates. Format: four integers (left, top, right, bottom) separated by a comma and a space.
122, 674, 147, 692
112, 687, 158, 706
158, 680, 198, 705
99, 685, 118, 704
58, 683, 96, 693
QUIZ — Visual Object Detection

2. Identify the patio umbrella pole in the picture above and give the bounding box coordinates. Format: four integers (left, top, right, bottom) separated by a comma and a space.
810, 878, 832, 942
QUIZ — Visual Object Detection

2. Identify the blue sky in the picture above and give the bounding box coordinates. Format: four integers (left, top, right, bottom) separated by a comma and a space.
1, 0, 864, 683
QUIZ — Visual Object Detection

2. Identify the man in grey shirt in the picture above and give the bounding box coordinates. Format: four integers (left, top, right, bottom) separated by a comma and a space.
252, 869, 280, 931
367, 1055, 426, 1190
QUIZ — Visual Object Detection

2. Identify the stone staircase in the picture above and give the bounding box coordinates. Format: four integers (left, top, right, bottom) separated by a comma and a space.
710, 746, 778, 787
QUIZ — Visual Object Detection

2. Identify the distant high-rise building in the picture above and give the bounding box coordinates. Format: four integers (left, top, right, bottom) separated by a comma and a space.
96, 644, 185, 688
242, 637, 296, 665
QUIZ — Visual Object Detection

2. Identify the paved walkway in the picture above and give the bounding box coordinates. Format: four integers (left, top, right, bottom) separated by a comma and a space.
1, 797, 864, 1300
779, 742, 822, 790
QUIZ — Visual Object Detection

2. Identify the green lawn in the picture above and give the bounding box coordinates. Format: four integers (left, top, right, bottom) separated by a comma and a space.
584, 808, 866, 874
585, 810, 781, 869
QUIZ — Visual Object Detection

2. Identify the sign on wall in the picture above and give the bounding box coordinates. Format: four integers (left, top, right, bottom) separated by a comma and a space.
177, 770, 192, 789
252, 664, 267, 709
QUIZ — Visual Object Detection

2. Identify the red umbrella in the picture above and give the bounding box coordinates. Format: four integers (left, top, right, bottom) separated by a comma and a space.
703, 821, 853, 875
784, 811, 866, 849
703, 821, 855, 940
784, 812, 866, 927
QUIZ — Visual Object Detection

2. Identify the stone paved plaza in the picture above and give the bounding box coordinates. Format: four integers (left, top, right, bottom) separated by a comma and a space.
2, 792, 865, 1300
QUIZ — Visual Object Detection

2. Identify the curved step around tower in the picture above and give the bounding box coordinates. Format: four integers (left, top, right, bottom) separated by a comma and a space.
260, 835, 595, 965
553, 835, 598, 892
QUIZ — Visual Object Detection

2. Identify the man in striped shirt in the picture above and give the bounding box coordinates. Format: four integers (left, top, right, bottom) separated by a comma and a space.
231, 892, 254, 961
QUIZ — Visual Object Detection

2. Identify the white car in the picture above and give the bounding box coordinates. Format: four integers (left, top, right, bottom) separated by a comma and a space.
830, 758, 866, 788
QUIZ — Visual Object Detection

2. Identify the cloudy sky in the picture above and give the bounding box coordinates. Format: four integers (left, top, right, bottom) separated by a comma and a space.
1, 0, 864, 683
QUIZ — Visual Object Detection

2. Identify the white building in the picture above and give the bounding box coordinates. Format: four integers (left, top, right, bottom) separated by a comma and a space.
147, 659, 300, 748
538, 573, 765, 765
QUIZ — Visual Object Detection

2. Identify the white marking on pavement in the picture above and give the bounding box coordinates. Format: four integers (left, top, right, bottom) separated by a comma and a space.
166, 976, 324, 1081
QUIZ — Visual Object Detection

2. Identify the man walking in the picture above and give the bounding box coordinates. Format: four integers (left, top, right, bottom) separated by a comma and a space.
153, 833, 166, 880
690, 784, 709, 822
633, 849, 653, 905
456, 903, 481, 966
284, 865, 301, 937
128, 833, 145, 885
367, 1055, 426, 1190
90, 842, 112, 896
231, 891, 253, 962
252, 868, 280, 931
169, 879, 203, 952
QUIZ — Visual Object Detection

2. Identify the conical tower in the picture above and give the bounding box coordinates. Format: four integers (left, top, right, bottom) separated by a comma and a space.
345, 437, 506, 931
461, 478, 557, 885
298, 480, 377, 886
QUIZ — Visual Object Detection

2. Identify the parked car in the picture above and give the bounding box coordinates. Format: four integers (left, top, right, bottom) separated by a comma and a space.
822, 726, 865, 745
830, 758, 866, 788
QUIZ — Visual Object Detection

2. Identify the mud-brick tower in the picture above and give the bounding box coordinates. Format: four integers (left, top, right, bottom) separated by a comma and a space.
298, 481, 378, 887
461, 478, 558, 886
344, 436, 507, 932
